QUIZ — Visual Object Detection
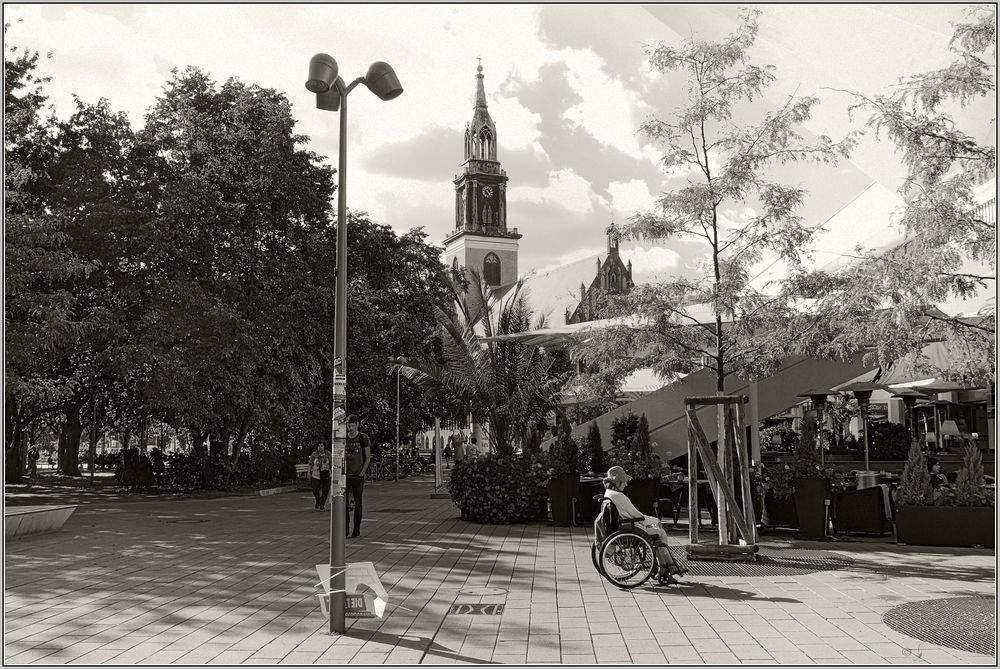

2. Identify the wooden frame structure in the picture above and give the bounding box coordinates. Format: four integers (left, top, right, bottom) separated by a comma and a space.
685, 395, 759, 561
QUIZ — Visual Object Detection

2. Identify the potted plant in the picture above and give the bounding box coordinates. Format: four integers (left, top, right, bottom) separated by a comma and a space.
545, 416, 581, 526
761, 462, 799, 529
895, 441, 995, 548
790, 417, 846, 538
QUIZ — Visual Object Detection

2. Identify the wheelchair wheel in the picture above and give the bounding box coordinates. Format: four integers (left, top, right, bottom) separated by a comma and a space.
598, 531, 656, 589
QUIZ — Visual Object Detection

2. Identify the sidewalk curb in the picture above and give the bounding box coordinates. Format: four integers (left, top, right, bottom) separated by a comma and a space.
254, 485, 300, 497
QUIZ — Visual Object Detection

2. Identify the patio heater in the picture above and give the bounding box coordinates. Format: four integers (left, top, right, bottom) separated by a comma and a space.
891, 388, 929, 445
796, 389, 833, 466
839, 381, 889, 488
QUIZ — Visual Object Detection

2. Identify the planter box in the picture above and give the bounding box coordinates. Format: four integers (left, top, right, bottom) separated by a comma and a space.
626, 478, 659, 516
794, 474, 830, 538
763, 492, 798, 529
575, 478, 605, 524
546, 474, 579, 526
895, 505, 995, 548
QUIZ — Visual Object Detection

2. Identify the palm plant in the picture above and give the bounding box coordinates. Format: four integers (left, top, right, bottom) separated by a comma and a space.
397, 270, 559, 459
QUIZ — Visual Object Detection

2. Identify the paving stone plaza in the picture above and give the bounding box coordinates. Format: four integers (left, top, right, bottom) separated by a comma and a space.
4, 475, 996, 666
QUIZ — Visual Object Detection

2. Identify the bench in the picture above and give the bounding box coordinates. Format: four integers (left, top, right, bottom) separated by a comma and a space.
296, 464, 310, 480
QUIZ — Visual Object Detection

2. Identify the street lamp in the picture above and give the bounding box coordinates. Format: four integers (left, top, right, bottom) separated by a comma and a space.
796, 389, 833, 466
391, 356, 406, 483
839, 382, 889, 476
306, 52, 402, 636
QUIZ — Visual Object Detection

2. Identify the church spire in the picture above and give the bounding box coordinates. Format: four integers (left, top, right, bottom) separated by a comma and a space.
474, 59, 488, 110
466, 61, 497, 163
607, 218, 621, 256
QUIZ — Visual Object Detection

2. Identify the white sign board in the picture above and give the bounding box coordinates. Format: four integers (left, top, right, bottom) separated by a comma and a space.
315, 561, 388, 619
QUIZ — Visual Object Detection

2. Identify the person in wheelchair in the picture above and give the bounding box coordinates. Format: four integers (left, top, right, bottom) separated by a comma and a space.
603, 466, 688, 584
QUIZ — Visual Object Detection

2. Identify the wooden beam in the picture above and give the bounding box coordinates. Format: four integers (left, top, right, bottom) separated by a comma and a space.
687, 414, 700, 546
687, 412, 752, 541
732, 401, 757, 545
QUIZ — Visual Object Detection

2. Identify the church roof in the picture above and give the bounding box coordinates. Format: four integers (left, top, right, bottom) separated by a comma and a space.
520, 254, 602, 326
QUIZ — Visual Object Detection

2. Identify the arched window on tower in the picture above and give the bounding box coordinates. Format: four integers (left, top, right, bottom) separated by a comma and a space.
483, 252, 501, 286
478, 128, 493, 160
610, 272, 618, 290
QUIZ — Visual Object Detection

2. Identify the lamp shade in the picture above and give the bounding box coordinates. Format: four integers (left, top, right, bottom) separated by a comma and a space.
925, 431, 937, 444
364, 61, 403, 100
306, 53, 339, 93
940, 420, 961, 437
316, 81, 343, 111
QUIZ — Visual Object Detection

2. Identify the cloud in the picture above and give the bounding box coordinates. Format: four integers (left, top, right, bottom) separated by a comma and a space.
607, 179, 657, 219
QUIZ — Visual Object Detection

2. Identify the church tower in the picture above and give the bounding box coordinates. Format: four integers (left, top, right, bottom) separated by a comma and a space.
444, 63, 521, 287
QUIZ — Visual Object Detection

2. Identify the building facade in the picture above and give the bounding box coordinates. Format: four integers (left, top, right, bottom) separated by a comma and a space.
565, 221, 635, 324
443, 63, 521, 288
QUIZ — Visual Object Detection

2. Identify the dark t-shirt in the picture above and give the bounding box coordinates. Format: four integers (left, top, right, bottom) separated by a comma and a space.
345, 432, 370, 476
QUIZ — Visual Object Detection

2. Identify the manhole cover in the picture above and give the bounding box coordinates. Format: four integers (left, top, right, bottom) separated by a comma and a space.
884, 596, 995, 656
458, 587, 508, 596
668, 546, 855, 577
449, 603, 504, 615
165, 519, 209, 524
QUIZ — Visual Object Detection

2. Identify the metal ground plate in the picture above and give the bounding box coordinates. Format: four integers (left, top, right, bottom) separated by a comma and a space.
883, 596, 996, 656
669, 545, 855, 577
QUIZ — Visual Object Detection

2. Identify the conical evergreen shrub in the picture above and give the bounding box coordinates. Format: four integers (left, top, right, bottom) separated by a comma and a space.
897, 441, 931, 506
634, 413, 652, 460
583, 422, 608, 474
954, 442, 989, 506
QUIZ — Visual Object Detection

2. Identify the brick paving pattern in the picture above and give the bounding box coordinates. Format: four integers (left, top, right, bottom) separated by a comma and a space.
5, 475, 996, 665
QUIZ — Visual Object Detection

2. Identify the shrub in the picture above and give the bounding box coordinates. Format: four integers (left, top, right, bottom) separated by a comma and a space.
582, 423, 608, 475
633, 414, 652, 460
896, 442, 932, 506
448, 452, 549, 523
759, 425, 799, 453
610, 412, 638, 450
863, 422, 913, 460
953, 443, 992, 507
547, 416, 580, 479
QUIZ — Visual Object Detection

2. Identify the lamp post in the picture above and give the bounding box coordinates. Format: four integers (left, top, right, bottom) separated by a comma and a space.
796, 389, 832, 466
306, 52, 402, 635
392, 356, 405, 483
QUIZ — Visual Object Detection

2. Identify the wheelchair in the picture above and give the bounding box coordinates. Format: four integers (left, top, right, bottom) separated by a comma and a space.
591, 495, 674, 589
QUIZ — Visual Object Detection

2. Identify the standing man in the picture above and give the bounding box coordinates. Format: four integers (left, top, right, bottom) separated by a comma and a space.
26, 446, 39, 478
309, 441, 332, 510
344, 415, 371, 538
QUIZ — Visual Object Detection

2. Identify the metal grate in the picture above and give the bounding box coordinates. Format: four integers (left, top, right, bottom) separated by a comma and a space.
668, 546, 855, 577
883, 596, 996, 657
165, 519, 209, 524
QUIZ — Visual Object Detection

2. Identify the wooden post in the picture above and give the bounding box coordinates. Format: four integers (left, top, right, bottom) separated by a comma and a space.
687, 418, 698, 546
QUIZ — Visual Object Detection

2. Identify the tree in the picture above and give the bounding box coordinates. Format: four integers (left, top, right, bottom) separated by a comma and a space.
580, 9, 854, 399
399, 270, 559, 459
136, 67, 336, 484
3, 26, 87, 482
794, 7, 995, 385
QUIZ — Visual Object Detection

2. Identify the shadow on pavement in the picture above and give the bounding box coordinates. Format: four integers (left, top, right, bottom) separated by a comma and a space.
345, 629, 498, 664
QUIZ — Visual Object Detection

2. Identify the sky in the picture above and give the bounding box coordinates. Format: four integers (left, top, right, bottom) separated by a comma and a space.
5, 3, 992, 284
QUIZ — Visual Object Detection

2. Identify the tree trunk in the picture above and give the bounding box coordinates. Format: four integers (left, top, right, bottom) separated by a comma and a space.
224, 412, 253, 488
6, 426, 24, 484
60, 404, 83, 476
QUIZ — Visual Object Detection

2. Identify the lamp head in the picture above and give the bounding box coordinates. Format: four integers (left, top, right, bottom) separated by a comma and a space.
306, 53, 339, 93
316, 78, 343, 111
364, 61, 403, 101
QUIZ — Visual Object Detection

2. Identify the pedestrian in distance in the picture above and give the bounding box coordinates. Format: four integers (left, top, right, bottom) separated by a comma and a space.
309, 441, 332, 510
453, 430, 466, 466
26, 446, 39, 477
443, 441, 452, 469
344, 415, 371, 538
